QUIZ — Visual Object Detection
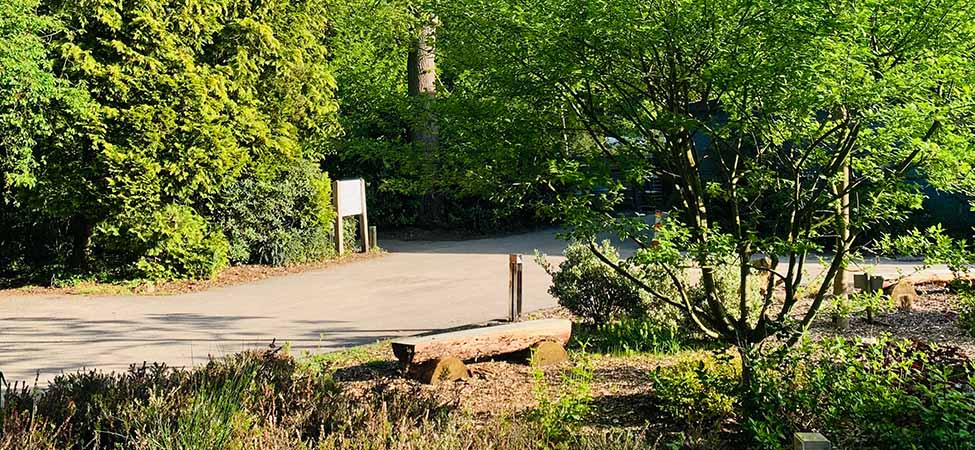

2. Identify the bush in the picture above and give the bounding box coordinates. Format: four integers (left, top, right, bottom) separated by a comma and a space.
648, 353, 740, 447
94, 205, 230, 280
849, 289, 894, 323
215, 163, 337, 266
527, 352, 594, 442
956, 285, 975, 336
537, 241, 647, 324
749, 337, 975, 450
646, 338, 975, 450
1, 0, 343, 282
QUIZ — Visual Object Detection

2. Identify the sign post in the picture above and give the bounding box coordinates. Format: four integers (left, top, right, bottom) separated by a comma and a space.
332, 178, 369, 255
509, 254, 524, 322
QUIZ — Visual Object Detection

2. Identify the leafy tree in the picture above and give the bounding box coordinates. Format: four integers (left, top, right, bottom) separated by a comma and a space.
2, 0, 342, 280
0, 0, 57, 196
327, 0, 573, 232
445, 0, 975, 389
0, 0, 91, 271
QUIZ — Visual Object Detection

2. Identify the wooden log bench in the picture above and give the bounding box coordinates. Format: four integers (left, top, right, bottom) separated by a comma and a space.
391, 319, 572, 384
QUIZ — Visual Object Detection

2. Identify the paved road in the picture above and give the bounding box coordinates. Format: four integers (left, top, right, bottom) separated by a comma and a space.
0, 231, 570, 385
0, 229, 956, 385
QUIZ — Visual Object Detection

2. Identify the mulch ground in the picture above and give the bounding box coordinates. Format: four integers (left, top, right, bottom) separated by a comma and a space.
321, 286, 974, 423
329, 347, 673, 424
809, 284, 975, 356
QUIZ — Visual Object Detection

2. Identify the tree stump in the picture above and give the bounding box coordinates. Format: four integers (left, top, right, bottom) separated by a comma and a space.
407, 357, 469, 384
530, 341, 568, 367
886, 279, 917, 312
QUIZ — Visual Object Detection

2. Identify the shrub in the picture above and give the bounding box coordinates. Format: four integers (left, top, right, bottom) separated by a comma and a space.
527, 352, 594, 443
537, 240, 647, 324
94, 205, 230, 280
648, 353, 740, 446
135, 206, 230, 280
956, 286, 975, 336
646, 338, 975, 450
749, 337, 975, 450
1, 0, 343, 281
0, 348, 345, 450
215, 163, 337, 266
849, 290, 894, 323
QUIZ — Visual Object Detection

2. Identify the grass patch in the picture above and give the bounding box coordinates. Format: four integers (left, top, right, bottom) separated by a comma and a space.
572, 318, 685, 355
299, 341, 391, 373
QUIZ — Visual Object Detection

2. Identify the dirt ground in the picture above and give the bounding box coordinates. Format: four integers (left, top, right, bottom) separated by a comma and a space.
318, 286, 974, 424
809, 283, 975, 356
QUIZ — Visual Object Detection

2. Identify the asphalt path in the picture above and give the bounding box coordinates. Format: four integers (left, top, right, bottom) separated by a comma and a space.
0, 229, 954, 385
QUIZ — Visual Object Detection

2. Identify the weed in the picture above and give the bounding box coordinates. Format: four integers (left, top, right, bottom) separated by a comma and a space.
575, 318, 683, 355
527, 349, 594, 443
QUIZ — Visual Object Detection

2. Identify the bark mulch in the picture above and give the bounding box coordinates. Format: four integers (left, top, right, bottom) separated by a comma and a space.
320, 286, 974, 422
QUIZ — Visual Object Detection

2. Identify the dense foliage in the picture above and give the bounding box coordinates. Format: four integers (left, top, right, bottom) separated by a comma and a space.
752, 338, 975, 449
0, 0, 342, 280
324, 0, 574, 233
443, 0, 975, 380
650, 338, 975, 449
537, 241, 647, 324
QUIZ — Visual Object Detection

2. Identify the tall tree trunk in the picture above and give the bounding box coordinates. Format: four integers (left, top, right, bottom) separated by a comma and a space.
0, 170, 8, 267
407, 15, 441, 226
833, 159, 850, 296
68, 214, 93, 271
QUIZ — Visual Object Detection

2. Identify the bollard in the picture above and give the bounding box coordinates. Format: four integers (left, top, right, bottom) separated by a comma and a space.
509, 254, 523, 322
793, 432, 831, 450
369, 226, 377, 250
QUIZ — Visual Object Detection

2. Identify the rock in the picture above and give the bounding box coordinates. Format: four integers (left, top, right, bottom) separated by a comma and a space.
832, 314, 849, 331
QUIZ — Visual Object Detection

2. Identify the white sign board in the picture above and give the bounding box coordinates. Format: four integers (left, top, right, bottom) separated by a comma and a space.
332, 178, 369, 255
337, 179, 364, 216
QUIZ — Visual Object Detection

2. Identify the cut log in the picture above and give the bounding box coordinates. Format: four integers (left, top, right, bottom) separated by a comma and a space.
407, 357, 469, 384
885, 279, 917, 312
530, 341, 568, 367
391, 319, 572, 365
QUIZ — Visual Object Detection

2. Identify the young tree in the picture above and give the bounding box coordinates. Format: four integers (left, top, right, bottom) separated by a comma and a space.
0, 0, 92, 269
444, 0, 975, 387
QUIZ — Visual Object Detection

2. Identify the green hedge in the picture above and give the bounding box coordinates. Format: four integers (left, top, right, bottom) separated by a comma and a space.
0, 0, 342, 280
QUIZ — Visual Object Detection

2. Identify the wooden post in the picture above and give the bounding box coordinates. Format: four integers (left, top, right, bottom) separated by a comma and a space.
793, 432, 831, 450
651, 210, 663, 247
332, 180, 344, 256
854, 274, 884, 293
509, 254, 524, 322
369, 226, 377, 250
359, 179, 369, 252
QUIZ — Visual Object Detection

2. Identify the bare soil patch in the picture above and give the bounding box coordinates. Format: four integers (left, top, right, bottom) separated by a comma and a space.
809, 284, 975, 356
318, 287, 974, 424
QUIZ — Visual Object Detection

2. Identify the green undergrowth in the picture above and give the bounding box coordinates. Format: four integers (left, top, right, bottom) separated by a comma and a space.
572, 318, 686, 356
0, 346, 653, 450
3, 330, 973, 449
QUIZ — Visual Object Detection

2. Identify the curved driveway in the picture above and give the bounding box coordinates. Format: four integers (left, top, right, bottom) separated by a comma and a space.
0, 231, 568, 385
0, 229, 956, 385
